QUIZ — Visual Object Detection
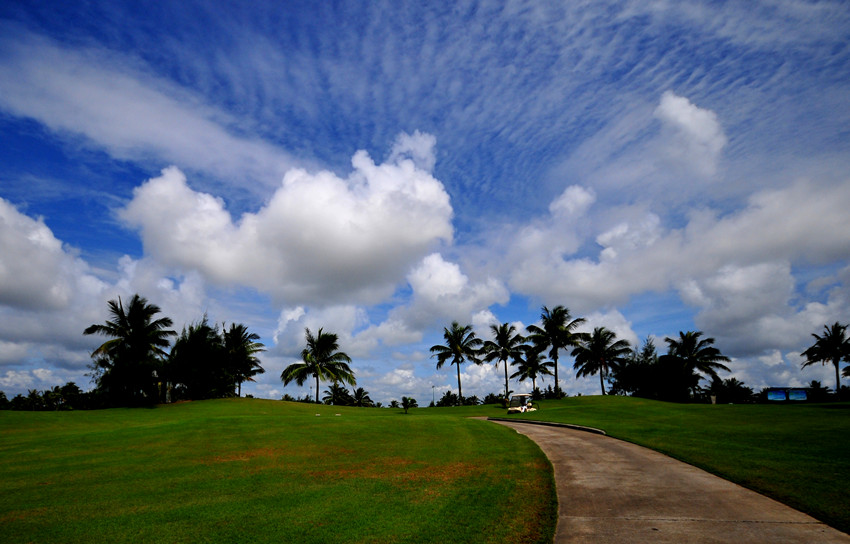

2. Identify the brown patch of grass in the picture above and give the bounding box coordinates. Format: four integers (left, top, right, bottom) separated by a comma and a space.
307, 458, 482, 486
0, 507, 47, 523
205, 447, 285, 464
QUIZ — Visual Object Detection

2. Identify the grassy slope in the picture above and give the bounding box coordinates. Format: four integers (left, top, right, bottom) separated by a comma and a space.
0, 400, 555, 544
506, 396, 850, 534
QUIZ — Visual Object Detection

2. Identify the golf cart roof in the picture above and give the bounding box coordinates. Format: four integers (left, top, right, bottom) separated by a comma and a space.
511, 393, 532, 398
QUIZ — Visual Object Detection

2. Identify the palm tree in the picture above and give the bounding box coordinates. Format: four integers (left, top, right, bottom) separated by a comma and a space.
322, 383, 353, 405
572, 327, 631, 395
223, 323, 266, 397
664, 331, 730, 396
526, 306, 585, 398
281, 328, 355, 404
401, 396, 418, 414
169, 317, 227, 400
510, 344, 554, 393
84, 294, 176, 405
482, 322, 527, 400
351, 387, 374, 407
801, 322, 850, 398
26, 389, 43, 411
430, 321, 483, 403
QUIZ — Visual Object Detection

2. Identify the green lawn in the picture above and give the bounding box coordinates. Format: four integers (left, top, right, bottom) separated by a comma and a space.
504, 395, 850, 534
3, 397, 848, 542
0, 399, 555, 544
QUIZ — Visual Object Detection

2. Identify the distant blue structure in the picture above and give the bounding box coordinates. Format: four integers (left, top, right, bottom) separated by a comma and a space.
765, 388, 808, 402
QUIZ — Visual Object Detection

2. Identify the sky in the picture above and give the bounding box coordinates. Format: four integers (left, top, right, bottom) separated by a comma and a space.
1, 0, 849, 404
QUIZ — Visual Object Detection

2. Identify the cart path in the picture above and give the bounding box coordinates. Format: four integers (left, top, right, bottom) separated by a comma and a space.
491, 419, 850, 544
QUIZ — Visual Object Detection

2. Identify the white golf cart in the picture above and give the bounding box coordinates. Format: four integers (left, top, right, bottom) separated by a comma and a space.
507, 393, 537, 414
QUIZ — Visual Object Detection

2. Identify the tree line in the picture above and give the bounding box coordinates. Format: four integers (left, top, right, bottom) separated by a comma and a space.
4, 297, 847, 410
428, 306, 850, 405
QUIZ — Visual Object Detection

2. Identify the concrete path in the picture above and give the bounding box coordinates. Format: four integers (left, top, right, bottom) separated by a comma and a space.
491, 419, 850, 544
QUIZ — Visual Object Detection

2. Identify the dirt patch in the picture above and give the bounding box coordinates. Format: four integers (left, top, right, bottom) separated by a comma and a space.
205, 447, 285, 464
308, 458, 481, 485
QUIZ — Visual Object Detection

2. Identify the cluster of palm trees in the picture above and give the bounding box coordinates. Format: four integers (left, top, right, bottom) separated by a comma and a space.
317, 383, 375, 406
0, 382, 86, 411
430, 305, 734, 404
84, 294, 265, 406
80, 295, 848, 408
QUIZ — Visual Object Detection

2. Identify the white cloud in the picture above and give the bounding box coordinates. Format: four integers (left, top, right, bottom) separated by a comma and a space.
0, 370, 35, 389
31, 368, 55, 382
654, 90, 727, 177
121, 136, 452, 305
0, 198, 101, 310
505, 184, 597, 300
641, 1, 850, 49
505, 177, 850, 314
458, 363, 503, 398
0, 24, 298, 194
0, 198, 246, 396
392, 253, 508, 328
0, 341, 30, 366
597, 213, 661, 261
471, 309, 499, 338
549, 185, 596, 217
408, 253, 468, 301
309, 253, 509, 360
388, 130, 438, 172
376, 366, 424, 397
272, 304, 370, 357
579, 309, 639, 348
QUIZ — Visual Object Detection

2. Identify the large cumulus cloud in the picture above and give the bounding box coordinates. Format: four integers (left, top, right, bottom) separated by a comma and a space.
0, 198, 97, 311
121, 132, 453, 305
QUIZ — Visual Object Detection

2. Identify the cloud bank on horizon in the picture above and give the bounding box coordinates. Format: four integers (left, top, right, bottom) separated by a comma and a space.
1, 1, 849, 402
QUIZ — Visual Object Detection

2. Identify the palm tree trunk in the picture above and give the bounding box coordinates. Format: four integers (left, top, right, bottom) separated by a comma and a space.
553, 352, 560, 397
835, 357, 842, 399
456, 363, 463, 404
503, 358, 509, 399
600, 369, 606, 395
315, 374, 320, 404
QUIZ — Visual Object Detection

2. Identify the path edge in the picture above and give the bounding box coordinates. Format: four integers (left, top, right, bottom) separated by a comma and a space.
487, 417, 607, 435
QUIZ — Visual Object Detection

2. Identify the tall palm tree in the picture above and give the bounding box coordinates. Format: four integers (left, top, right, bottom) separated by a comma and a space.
801, 322, 850, 397
527, 306, 585, 397
84, 294, 175, 404
482, 322, 527, 399
223, 323, 266, 397
510, 344, 554, 393
572, 327, 632, 395
664, 331, 730, 396
281, 328, 355, 404
430, 321, 483, 403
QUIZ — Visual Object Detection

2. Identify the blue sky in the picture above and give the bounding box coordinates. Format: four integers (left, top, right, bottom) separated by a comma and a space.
1, 0, 849, 403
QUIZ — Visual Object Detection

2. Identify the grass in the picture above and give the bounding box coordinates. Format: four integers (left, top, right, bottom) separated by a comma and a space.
504, 395, 850, 534
0, 399, 555, 544
3, 396, 848, 542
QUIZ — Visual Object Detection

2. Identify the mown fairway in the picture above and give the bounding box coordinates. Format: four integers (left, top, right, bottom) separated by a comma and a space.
506, 396, 850, 534
0, 399, 555, 544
